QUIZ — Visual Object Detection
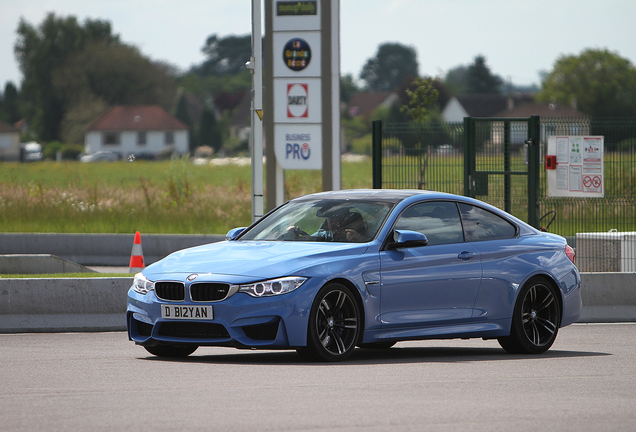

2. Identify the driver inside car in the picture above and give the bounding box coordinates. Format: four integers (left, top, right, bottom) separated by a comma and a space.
315, 207, 368, 242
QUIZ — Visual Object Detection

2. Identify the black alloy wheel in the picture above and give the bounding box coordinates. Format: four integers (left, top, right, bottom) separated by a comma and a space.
498, 276, 561, 354
298, 283, 361, 362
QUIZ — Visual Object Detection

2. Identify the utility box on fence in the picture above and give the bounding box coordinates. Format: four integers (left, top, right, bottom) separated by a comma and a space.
576, 231, 636, 272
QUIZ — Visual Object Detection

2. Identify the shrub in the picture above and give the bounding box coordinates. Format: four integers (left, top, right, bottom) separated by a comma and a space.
62, 144, 84, 160
43, 141, 64, 160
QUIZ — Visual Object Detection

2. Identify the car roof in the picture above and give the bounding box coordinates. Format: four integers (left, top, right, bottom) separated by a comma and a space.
291, 189, 455, 204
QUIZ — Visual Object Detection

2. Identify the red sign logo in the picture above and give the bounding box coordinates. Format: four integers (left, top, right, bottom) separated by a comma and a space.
287, 83, 308, 118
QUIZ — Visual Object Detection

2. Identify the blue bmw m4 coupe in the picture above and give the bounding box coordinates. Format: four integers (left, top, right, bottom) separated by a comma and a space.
127, 189, 581, 361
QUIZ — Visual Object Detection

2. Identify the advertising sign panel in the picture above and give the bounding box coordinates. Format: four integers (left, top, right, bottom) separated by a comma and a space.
274, 78, 321, 123
274, 124, 322, 169
273, 32, 321, 78
547, 136, 604, 198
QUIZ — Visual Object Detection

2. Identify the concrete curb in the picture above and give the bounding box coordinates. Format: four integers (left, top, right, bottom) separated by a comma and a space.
0, 277, 132, 333
0, 254, 96, 274
580, 272, 636, 323
0, 273, 634, 333
0, 233, 225, 266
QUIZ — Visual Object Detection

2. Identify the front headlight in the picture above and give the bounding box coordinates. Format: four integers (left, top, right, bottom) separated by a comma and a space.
132, 273, 155, 295
236, 276, 307, 298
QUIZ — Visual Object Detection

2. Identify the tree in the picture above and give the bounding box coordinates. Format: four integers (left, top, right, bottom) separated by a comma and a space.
15, 13, 120, 141
465, 55, 503, 94
401, 77, 439, 122
443, 65, 469, 95
54, 42, 177, 108
0, 82, 21, 123
15, 14, 178, 144
359, 42, 419, 91
198, 107, 223, 153
537, 48, 636, 117
193, 34, 252, 76
174, 91, 196, 151
340, 73, 360, 104
399, 77, 442, 190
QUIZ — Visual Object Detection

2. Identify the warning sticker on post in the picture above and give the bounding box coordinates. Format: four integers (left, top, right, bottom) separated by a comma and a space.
547, 136, 604, 198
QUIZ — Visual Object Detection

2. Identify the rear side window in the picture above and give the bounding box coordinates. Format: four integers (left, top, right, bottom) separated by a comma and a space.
394, 201, 464, 245
458, 203, 516, 241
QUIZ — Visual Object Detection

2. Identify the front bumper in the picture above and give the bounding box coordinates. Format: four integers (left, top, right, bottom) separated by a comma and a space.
127, 283, 315, 349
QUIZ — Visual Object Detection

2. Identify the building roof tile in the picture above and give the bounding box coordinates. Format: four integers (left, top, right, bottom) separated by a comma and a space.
0, 119, 18, 133
86, 106, 189, 131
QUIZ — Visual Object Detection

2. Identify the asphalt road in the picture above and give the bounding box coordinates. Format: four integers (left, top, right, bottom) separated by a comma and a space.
1, 323, 635, 432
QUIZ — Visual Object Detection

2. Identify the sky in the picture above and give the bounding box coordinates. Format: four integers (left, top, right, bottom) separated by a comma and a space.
1, 0, 636, 90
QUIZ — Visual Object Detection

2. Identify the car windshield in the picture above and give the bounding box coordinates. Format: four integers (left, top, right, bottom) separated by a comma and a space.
240, 199, 394, 243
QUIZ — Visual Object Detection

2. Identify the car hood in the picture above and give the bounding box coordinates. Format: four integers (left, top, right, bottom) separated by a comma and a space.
143, 240, 369, 280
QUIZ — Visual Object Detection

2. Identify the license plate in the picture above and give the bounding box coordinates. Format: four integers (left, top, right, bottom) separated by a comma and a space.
161, 305, 213, 320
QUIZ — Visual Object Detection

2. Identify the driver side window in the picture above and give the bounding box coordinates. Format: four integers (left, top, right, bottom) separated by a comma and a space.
394, 201, 464, 245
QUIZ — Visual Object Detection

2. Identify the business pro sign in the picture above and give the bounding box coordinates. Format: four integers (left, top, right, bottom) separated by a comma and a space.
274, 125, 322, 170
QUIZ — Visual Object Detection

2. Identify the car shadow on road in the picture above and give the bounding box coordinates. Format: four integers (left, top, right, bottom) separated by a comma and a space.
140, 345, 610, 366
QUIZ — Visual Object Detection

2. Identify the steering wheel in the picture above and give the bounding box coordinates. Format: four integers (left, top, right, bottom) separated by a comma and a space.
283, 225, 309, 239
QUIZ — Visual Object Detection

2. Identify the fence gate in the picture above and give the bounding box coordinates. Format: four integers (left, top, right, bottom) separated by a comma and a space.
464, 115, 541, 228
372, 115, 541, 228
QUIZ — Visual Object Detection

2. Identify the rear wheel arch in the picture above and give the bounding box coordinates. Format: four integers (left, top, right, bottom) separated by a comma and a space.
519, 273, 563, 320
499, 274, 562, 354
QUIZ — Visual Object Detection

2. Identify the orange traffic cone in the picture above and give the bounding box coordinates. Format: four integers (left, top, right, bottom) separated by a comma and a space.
129, 231, 145, 273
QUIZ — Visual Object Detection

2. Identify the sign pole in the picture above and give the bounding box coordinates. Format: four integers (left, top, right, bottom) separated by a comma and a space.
249, 0, 264, 222
265, 0, 340, 212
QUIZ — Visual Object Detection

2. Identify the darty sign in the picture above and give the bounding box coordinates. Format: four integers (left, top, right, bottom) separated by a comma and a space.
287, 83, 308, 117
274, 78, 321, 123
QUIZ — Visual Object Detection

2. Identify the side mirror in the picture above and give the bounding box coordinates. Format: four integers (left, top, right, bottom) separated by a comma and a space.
226, 227, 246, 241
387, 230, 428, 249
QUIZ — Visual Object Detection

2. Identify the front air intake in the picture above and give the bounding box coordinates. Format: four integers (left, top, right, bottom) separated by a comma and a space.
190, 283, 231, 301
155, 282, 185, 301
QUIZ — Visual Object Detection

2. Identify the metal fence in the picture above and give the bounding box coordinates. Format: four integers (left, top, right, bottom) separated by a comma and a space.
372, 117, 636, 272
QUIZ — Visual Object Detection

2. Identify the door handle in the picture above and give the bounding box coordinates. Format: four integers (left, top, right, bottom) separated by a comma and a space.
458, 251, 476, 260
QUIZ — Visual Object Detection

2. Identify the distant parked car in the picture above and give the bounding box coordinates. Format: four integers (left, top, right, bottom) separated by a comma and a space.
80, 151, 118, 162
129, 152, 157, 161
21, 142, 43, 162
436, 144, 455, 155
127, 189, 582, 361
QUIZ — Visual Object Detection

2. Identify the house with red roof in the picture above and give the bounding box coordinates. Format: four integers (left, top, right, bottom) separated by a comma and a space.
0, 119, 20, 161
85, 106, 189, 158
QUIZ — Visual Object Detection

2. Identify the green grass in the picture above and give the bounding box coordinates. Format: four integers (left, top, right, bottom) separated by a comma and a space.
381, 151, 636, 237
3, 152, 633, 238
0, 158, 373, 234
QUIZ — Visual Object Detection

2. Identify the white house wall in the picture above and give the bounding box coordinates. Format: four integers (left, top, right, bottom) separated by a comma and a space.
0, 132, 20, 161
442, 98, 469, 123
85, 130, 189, 157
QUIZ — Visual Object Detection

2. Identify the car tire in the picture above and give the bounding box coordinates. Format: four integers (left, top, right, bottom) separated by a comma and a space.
144, 344, 198, 358
498, 276, 561, 354
302, 282, 361, 362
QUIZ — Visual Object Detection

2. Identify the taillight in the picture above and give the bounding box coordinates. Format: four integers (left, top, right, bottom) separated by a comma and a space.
565, 245, 576, 264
